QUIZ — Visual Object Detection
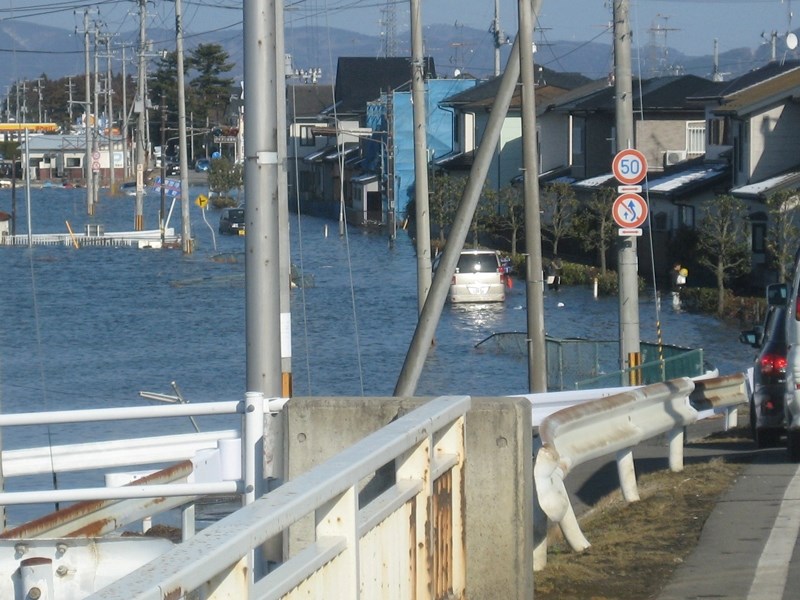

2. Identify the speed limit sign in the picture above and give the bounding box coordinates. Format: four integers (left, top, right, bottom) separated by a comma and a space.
612, 148, 647, 185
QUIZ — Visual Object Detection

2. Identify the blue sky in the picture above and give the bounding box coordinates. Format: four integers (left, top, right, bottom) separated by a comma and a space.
3, 0, 796, 58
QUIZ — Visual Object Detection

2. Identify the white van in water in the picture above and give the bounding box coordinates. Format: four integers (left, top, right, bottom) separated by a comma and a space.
435, 249, 507, 303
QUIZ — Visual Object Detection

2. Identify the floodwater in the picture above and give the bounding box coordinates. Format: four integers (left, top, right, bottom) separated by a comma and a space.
0, 184, 754, 525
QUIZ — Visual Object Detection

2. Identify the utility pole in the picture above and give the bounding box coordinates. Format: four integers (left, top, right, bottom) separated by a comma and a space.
519, 0, 547, 393
121, 45, 129, 179
66, 77, 74, 126
93, 26, 101, 202
134, 0, 147, 230
490, 0, 508, 77
410, 0, 432, 315
82, 10, 95, 215
175, 0, 193, 253
613, 0, 641, 378
104, 33, 116, 192
160, 92, 167, 247
35, 78, 43, 123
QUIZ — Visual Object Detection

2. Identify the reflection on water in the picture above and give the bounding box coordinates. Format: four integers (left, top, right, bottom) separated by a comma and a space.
0, 186, 755, 524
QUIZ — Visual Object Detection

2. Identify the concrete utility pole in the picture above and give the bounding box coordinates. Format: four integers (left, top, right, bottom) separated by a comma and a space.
613, 0, 641, 376
83, 10, 94, 215
175, 0, 193, 253
518, 0, 547, 393
134, 0, 147, 230
491, 0, 507, 77
244, 0, 282, 400
410, 0, 432, 315
121, 45, 129, 179
104, 33, 116, 193
93, 27, 100, 204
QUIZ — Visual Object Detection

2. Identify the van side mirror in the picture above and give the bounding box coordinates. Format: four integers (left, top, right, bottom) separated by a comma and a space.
767, 283, 788, 306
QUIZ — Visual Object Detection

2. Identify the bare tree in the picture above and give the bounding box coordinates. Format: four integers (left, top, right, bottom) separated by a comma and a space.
696, 194, 751, 315
541, 181, 578, 256
491, 184, 525, 258
573, 187, 616, 274
765, 189, 800, 283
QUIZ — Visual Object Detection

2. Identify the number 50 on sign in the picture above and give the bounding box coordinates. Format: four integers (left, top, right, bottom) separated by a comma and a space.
612, 148, 647, 185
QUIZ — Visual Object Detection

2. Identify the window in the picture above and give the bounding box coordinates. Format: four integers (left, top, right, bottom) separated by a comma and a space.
707, 116, 730, 145
676, 204, 695, 229
299, 125, 315, 147
652, 212, 668, 231
66, 157, 81, 168
686, 121, 705, 156
750, 211, 767, 254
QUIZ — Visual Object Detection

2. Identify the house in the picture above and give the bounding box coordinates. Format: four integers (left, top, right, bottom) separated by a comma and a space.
20, 132, 127, 184
434, 67, 593, 189
550, 74, 714, 180
690, 60, 800, 286
363, 78, 480, 228
296, 56, 436, 224
285, 83, 335, 206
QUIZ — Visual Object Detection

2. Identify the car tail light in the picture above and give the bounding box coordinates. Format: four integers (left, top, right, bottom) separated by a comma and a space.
796, 295, 800, 320
760, 353, 788, 376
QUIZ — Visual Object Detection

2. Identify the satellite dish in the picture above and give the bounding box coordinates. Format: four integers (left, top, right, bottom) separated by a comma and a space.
788, 32, 799, 50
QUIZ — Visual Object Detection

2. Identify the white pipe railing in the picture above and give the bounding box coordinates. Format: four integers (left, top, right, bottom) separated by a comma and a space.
88, 395, 471, 600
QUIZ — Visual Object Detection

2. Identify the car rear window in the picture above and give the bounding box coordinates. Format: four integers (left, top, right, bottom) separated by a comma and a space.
457, 253, 499, 274
228, 209, 245, 221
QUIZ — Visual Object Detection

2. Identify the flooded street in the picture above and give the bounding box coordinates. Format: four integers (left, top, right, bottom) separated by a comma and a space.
0, 185, 755, 523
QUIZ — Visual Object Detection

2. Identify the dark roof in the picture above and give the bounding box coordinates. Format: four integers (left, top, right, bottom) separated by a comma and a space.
287, 84, 335, 118
693, 66, 800, 116
440, 67, 593, 109
691, 60, 800, 100
327, 57, 436, 115
553, 75, 714, 114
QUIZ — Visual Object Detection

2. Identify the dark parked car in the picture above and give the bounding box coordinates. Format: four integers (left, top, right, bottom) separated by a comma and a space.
219, 207, 245, 235
740, 303, 788, 448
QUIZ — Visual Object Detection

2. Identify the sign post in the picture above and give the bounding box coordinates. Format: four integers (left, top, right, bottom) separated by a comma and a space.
612, 148, 648, 385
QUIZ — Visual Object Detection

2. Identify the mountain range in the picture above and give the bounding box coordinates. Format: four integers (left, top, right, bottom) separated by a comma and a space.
1, 19, 798, 100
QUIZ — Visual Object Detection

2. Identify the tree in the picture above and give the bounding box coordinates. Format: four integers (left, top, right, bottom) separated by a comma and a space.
541, 181, 578, 257
765, 189, 800, 283
696, 194, 751, 315
208, 157, 243, 201
149, 51, 181, 143
428, 171, 465, 248
187, 43, 235, 126
572, 187, 616, 274
492, 184, 525, 258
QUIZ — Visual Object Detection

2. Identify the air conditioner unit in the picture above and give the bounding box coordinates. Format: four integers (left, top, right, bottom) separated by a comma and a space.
663, 150, 687, 166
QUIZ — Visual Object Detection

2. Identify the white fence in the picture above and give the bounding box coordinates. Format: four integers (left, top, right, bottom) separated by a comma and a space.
88, 395, 470, 599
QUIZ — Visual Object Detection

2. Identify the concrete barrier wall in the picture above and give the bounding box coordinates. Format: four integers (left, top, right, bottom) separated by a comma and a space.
285, 396, 533, 600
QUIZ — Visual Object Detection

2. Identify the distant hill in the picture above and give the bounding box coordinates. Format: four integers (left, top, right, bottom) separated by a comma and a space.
1, 19, 798, 95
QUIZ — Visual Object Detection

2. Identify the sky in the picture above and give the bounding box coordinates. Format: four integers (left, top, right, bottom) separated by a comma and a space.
2, 0, 797, 58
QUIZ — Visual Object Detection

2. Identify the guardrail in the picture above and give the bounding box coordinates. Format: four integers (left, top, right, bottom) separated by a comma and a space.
533, 373, 747, 570
88, 395, 470, 600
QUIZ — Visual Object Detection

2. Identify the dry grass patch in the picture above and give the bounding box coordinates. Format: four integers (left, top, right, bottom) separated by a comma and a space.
533, 457, 745, 600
